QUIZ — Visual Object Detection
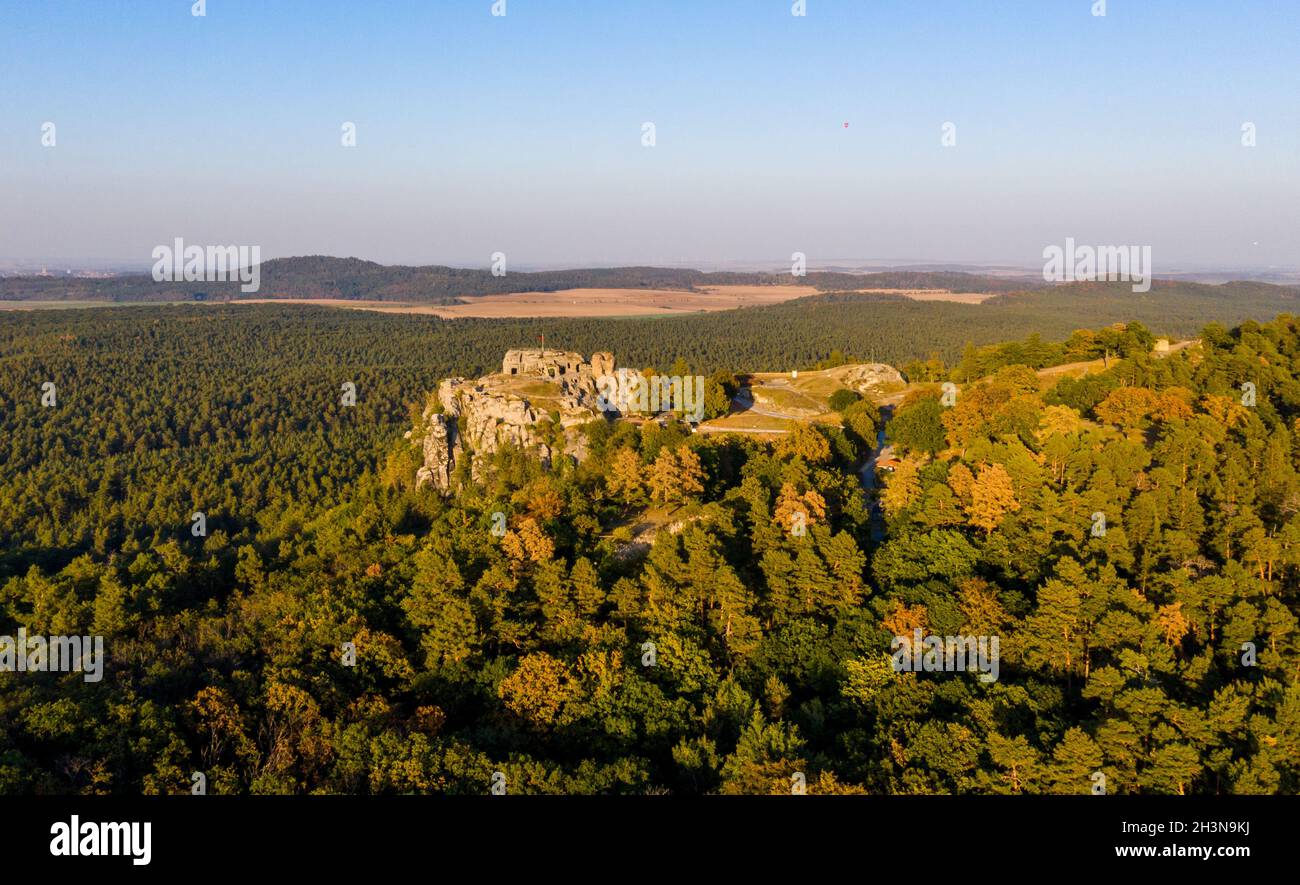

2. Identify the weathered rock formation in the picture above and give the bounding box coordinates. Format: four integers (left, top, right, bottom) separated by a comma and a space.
413, 411, 458, 493
414, 349, 616, 493
828, 363, 906, 395
411, 350, 908, 494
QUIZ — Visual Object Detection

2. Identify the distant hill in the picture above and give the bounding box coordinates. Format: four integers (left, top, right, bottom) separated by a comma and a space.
978, 278, 1300, 329
4, 260, 1298, 347
0, 256, 1035, 303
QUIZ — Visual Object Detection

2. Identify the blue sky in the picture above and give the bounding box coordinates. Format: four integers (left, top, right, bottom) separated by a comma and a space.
1, 0, 1297, 269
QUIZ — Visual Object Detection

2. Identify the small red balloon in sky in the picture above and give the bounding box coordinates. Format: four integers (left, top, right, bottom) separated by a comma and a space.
843, 122, 849, 128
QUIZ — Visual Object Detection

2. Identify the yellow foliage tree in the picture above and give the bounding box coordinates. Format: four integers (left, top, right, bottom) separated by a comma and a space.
1036, 404, 1084, 442
647, 446, 705, 507
675, 446, 705, 499
969, 463, 1020, 533
498, 652, 582, 729
882, 601, 928, 636
501, 516, 554, 564
1095, 387, 1159, 429
948, 462, 976, 503
605, 447, 644, 503
776, 423, 832, 464
1201, 393, 1250, 429
1154, 387, 1195, 422
1156, 601, 1192, 647
773, 483, 827, 535
881, 457, 922, 517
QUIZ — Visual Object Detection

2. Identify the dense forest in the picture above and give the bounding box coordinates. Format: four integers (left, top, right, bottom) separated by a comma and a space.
1, 301, 1299, 794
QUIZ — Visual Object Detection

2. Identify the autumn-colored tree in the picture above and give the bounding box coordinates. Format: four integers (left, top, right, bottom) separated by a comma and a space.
501, 516, 555, 564
881, 601, 928, 636
1094, 386, 1160, 429
948, 462, 976, 503
647, 445, 704, 507
1156, 601, 1192, 647
675, 446, 706, 500
1153, 387, 1195, 422
498, 652, 583, 730
605, 446, 645, 504
881, 457, 922, 516
775, 423, 832, 464
773, 482, 826, 535
517, 477, 565, 520
1036, 404, 1084, 442
969, 463, 1021, 532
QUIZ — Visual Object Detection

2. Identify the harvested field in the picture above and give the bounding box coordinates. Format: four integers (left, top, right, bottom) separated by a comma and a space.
854, 288, 994, 304
432, 285, 819, 317
237, 285, 818, 318
8, 284, 989, 315
236, 284, 985, 318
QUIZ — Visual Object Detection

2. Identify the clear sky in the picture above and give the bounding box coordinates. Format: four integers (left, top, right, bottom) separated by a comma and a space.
1, 0, 1297, 270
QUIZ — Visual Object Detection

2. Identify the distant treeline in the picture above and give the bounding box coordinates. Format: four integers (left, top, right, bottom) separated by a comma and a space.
0, 256, 1035, 303
3, 280, 1299, 383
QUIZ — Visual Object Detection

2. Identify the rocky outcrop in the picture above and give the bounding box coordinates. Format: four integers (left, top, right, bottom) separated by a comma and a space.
829, 363, 906, 395
414, 349, 616, 494
440, 378, 546, 453
589, 351, 614, 377
412, 350, 908, 494
413, 413, 458, 493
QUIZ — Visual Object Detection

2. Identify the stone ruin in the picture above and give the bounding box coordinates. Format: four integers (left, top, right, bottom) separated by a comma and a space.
412, 348, 616, 494
501, 348, 614, 380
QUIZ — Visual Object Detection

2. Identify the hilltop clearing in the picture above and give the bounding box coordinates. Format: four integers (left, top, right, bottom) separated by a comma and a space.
699, 362, 906, 435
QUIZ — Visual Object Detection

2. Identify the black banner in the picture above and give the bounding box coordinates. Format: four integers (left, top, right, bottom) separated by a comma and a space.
1, 796, 1280, 872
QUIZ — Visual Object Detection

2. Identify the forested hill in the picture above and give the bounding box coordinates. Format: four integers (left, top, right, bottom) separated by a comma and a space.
5, 301, 1300, 794
0, 257, 1036, 303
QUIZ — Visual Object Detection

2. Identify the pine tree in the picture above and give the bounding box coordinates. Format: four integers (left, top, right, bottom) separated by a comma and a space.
605, 447, 645, 505
969, 463, 1020, 533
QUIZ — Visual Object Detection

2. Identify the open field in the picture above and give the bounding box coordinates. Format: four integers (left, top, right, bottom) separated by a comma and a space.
693, 284, 820, 302
226, 284, 986, 318
432, 286, 814, 317
695, 413, 794, 434
855, 288, 995, 304
235, 285, 819, 318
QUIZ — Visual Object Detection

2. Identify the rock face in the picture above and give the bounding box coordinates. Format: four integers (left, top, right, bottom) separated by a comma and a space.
589, 351, 615, 377
414, 349, 617, 494
412, 350, 909, 494
414, 413, 458, 493
831, 363, 907, 395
